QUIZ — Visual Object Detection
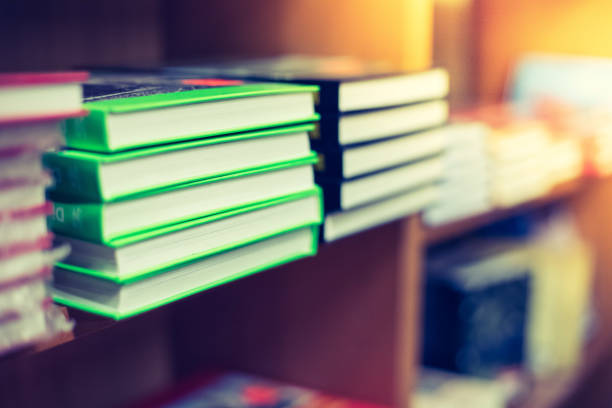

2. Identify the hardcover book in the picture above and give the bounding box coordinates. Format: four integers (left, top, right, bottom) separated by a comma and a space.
63, 73, 319, 152
0, 71, 88, 124
314, 126, 447, 179
45, 124, 314, 202
53, 226, 319, 320
48, 156, 317, 243
323, 184, 439, 242
169, 55, 449, 114
55, 189, 322, 282
311, 100, 448, 148
318, 157, 443, 211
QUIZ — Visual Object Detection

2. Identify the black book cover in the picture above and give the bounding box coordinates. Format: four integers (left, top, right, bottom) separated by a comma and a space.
166, 56, 413, 114
422, 244, 531, 376
80, 72, 255, 102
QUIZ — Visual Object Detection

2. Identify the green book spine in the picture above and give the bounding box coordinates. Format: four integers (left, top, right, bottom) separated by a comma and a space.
43, 153, 103, 201
49, 202, 103, 242
64, 110, 110, 152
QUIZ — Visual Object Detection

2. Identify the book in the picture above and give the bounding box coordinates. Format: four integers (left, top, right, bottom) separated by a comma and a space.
44, 124, 314, 202
423, 241, 531, 376
509, 54, 612, 112
0, 153, 46, 182
0, 280, 48, 315
314, 126, 446, 179
0, 71, 88, 123
63, 74, 319, 152
169, 55, 449, 113
323, 184, 439, 242
413, 368, 518, 408
319, 157, 443, 211
0, 177, 49, 213
0, 245, 67, 286
48, 156, 317, 243
55, 189, 322, 282
131, 370, 388, 408
0, 119, 65, 154
53, 226, 319, 320
312, 101, 448, 148
1, 212, 50, 248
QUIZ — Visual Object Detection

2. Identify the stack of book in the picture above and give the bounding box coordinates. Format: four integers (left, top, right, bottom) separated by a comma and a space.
424, 120, 491, 226
455, 106, 562, 207
45, 74, 323, 320
0, 72, 86, 353
169, 56, 450, 241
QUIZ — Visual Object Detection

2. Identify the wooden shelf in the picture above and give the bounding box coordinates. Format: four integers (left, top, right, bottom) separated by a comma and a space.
423, 179, 585, 245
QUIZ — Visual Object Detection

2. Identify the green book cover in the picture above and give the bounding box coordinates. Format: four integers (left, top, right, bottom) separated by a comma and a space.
48, 155, 317, 243
52, 225, 319, 320
44, 124, 315, 202
56, 187, 323, 283
64, 75, 319, 152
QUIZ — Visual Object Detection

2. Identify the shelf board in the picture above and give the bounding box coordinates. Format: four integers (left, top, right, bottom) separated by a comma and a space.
423, 179, 585, 245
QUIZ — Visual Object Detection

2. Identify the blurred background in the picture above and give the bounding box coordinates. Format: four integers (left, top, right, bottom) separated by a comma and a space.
3, 0, 612, 407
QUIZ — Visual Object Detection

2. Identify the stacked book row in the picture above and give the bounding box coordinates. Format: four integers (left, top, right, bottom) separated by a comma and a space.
0, 72, 87, 354
45, 75, 324, 320
424, 104, 588, 226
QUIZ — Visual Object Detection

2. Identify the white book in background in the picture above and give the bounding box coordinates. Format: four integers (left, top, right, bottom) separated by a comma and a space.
53, 226, 318, 320
323, 184, 439, 242
0, 307, 49, 352
0, 179, 49, 213
0, 280, 48, 316
0, 83, 82, 122
0, 121, 64, 151
0, 154, 45, 182
425, 194, 491, 226
0, 246, 68, 285
0, 216, 49, 247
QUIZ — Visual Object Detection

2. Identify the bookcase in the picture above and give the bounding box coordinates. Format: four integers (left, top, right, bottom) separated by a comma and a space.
2, 1, 612, 407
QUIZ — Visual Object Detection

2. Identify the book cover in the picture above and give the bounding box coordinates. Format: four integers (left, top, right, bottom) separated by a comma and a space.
44, 124, 315, 202
63, 73, 319, 152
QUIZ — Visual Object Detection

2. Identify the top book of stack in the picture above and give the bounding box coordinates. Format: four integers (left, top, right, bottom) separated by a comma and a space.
168, 55, 449, 114
62, 74, 319, 153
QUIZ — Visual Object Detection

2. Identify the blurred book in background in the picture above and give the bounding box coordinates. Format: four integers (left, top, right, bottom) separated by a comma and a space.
0, 71, 88, 354
131, 371, 388, 408
424, 121, 491, 225
412, 367, 521, 408
422, 210, 593, 380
